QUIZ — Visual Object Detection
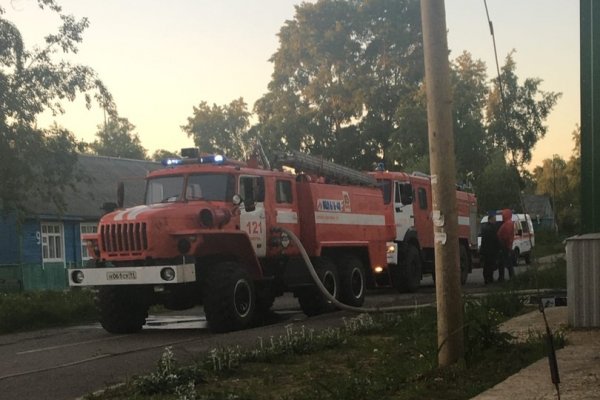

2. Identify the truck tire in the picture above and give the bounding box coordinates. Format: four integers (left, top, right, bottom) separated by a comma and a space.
336, 255, 366, 307
460, 244, 470, 285
297, 257, 339, 317
97, 286, 148, 334
392, 245, 421, 293
203, 261, 256, 333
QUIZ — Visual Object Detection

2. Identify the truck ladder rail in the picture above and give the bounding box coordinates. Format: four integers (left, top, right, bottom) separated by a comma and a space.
273, 150, 377, 187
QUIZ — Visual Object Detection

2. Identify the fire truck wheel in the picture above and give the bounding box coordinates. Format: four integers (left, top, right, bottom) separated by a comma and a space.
337, 255, 366, 307
203, 262, 256, 333
459, 244, 470, 285
97, 286, 148, 334
297, 257, 339, 316
393, 245, 421, 293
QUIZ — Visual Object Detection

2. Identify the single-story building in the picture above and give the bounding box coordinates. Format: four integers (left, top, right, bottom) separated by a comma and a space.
522, 194, 556, 232
0, 154, 160, 292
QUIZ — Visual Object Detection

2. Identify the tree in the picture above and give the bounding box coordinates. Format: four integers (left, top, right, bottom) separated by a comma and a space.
486, 52, 561, 169
151, 149, 179, 162
182, 98, 251, 160
90, 117, 147, 160
474, 151, 522, 214
450, 52, 489, 182
0, 0, 114, 216
533, 126, 581, 233
255, 0, 423, 169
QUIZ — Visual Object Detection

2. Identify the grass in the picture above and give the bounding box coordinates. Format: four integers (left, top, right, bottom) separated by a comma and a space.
533, 230, 566, 258
85, 290, 564, 400
0, 288, 97, 334
506, 257, 567, 290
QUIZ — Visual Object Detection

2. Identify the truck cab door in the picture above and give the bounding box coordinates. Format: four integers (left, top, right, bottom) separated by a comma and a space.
239, 175, 267, 257
394, 181, 414, 240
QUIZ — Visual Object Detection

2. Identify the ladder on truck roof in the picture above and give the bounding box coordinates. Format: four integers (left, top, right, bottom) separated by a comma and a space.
272, 150, 377, 187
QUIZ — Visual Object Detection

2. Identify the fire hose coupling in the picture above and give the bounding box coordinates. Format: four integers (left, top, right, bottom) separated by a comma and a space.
271, 226, 291, 248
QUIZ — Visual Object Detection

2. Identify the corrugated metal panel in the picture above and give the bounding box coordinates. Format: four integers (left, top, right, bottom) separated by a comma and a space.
566, 233, 600, 327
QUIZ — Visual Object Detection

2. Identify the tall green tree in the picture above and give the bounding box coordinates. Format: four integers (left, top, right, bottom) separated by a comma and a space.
474, 151, 522, 213
151, 149, 179, 162
533, 126, 581, 233
486, 52, 561, 169
451, 51, 489, 182
0, 0, 114, 216
182, 98, 251, 160
255, 0, 423, 169
90, 117, 147, 160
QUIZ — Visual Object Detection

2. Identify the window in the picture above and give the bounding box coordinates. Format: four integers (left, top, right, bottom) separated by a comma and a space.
418, 187, 428, 210
521, 217, 530, 234
276, 180, 293, 203
145, 176, 184, 204
239, 176, 265, 203
396, 182, 414, 206
379, 179, 392, 205
80, 223, 98, 260
186, 173, 234, 201
42, 223, 64, 262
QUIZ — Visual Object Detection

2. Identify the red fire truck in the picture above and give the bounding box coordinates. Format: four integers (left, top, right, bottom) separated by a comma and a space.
69, 149, 395, 333
370, 170, 478, 292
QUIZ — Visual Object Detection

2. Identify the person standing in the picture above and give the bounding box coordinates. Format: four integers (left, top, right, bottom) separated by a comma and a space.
497, 208, 515, 281
480, 211, 500, 284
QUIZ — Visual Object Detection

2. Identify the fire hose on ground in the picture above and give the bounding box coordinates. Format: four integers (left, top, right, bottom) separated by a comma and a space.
276, 227, 566, 314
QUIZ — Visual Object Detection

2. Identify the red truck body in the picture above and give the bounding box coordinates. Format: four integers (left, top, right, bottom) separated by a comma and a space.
70, 152, 396, 333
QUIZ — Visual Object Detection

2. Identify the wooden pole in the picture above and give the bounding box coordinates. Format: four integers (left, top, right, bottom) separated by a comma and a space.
420, 0, 464, 365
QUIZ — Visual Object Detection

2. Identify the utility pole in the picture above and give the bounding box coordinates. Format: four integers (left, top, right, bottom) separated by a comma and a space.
420, 0, 464, 365
580, 0, 600, 233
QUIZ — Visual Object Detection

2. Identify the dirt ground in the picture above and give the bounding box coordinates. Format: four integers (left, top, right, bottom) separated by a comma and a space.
471, 306, 600, 399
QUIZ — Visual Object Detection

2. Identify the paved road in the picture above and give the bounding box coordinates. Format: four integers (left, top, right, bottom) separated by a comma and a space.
0, 261, 544, 400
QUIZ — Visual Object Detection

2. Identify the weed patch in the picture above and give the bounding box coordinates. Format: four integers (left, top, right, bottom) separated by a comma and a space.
0, 289, 97, 334
87, 299, 560, 400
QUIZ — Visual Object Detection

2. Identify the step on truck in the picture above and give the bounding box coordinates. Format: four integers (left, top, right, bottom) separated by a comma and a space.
69, 147, 396, 333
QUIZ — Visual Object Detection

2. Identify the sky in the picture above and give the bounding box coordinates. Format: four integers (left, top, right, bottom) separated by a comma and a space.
4, 0, 579, 169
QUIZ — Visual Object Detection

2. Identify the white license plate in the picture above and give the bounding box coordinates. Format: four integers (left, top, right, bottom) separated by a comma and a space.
106, 271, 137, 281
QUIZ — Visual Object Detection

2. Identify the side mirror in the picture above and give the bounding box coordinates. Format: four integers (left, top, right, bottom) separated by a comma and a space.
232, 194, 256, 212
117, 182, 124, 208
101, 202, 118, 214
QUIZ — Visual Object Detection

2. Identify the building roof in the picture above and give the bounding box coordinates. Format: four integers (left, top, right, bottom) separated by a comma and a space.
522, 194, 554, 219
29, 154, 161, 220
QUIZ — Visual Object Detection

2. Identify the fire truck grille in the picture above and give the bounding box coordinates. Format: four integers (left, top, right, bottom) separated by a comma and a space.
100, 222, 148, 253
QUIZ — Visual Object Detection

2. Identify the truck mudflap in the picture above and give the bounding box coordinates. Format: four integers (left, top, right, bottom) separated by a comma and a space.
68, 263, 196, 286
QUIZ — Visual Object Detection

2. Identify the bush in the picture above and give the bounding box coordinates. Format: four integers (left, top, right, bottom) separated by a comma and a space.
0, 289, 97, 334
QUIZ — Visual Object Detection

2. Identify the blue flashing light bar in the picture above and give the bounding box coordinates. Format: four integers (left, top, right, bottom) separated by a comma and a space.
161, 154, 226, 167
199, 154, 226, 164
162, 158, 183, 166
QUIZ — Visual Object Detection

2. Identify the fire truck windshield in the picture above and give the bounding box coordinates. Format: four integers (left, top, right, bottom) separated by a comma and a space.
145, 173, 235, 205
185, 173, 234, 201
146, 176, 184, 204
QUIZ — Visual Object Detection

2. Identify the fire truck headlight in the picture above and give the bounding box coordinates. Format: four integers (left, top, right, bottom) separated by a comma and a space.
71, 270, 85, 284
160, 267, 176, 281
387, 244, 397, 253
374, 266, 384, 274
